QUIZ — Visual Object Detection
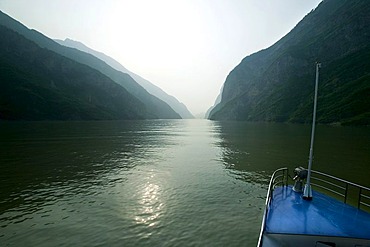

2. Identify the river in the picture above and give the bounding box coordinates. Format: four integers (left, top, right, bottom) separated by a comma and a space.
0, 120, 369, 246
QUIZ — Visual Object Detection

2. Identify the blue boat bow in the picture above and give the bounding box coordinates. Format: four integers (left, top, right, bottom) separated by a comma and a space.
258, 168, 370, 247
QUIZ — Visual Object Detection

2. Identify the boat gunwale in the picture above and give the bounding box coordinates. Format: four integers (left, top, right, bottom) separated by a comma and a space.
257, 167, 288, 247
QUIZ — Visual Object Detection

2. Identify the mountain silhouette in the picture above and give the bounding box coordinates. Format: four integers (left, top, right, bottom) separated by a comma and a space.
0, 10, 181, 120
0, 25, 150, 120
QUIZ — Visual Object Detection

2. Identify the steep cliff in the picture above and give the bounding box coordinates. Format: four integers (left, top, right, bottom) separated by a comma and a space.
209, 0, 370, 125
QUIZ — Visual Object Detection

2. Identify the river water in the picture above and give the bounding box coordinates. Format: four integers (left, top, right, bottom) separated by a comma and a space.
0, 120, 369, 246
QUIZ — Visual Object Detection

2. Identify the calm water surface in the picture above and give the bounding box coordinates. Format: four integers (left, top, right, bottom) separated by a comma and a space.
0, 120, 369, 246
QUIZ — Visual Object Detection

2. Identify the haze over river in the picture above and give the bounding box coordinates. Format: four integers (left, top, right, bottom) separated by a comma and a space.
1, 120, 369, 246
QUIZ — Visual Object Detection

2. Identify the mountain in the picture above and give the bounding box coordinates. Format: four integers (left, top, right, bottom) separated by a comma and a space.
0, 25, 148, 120
0, 10, 181, 119
209, 0, 370, 125
205, 86, 223, 119
55, 38, 194, 119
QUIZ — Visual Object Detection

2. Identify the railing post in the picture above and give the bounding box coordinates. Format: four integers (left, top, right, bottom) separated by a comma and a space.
358, 188, 362, 209
344, 183, 349, 203
283, 168, 288, 186
285, 169, 288, 186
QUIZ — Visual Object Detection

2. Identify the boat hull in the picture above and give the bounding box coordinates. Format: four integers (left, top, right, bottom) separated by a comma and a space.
261, 233, 370, 247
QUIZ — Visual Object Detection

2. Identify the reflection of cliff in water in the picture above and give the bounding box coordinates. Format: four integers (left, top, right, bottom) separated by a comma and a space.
214, 121, 310, 173
0, 120, 179, 212
213, 121, 370, 187
214, 122, 306, 185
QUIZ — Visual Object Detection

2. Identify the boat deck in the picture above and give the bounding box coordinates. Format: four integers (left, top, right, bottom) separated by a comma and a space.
265, 185, 370, 239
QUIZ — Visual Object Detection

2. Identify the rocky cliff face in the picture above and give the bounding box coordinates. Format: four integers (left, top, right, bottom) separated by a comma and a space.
209, 0, 370, 125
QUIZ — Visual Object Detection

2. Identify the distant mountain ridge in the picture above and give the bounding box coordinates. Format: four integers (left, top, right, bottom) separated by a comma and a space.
0, 25, 148, 120
209, 0, 370, 125
55, 38, 194, 119
0, 10, 181, 120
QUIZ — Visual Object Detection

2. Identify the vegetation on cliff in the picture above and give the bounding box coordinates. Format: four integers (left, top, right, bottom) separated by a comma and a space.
209, 0, 370, 125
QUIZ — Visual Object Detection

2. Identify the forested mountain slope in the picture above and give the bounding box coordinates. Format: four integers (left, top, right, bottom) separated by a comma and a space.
209, 0, 370, 125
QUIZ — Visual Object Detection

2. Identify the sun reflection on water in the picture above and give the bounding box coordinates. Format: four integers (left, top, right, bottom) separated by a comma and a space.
135, 178, 163, 227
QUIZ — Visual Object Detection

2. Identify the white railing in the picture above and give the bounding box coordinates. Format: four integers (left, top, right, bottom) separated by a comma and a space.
257, 167, 288, 247
310, 170, 370, 211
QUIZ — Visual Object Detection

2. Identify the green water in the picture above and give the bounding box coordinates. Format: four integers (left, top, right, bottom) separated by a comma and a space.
0, 120, 369, 246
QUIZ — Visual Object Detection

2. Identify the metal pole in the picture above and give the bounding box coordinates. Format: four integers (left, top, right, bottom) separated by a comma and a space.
303, 62, 321, 200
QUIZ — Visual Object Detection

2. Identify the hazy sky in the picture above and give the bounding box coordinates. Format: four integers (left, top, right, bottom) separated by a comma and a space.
0, 0, 322, 115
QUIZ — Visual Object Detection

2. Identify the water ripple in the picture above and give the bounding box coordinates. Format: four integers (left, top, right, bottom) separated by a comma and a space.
2, 120, 365, 246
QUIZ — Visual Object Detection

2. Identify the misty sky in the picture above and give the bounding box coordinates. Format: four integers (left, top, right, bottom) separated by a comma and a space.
0, 0, 322, 115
